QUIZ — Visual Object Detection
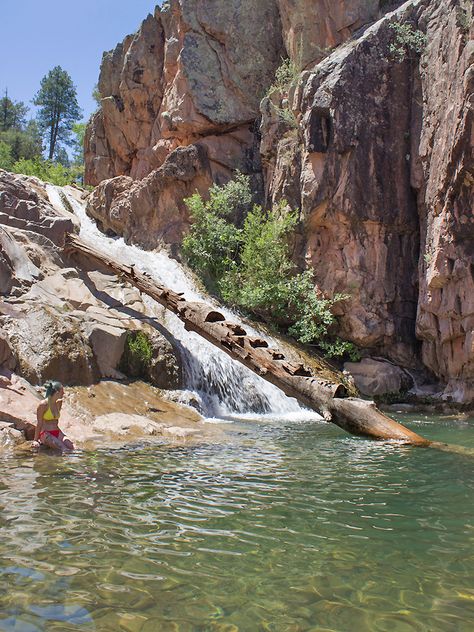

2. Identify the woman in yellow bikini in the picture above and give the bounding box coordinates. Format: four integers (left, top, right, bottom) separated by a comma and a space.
33, 381, 74, 451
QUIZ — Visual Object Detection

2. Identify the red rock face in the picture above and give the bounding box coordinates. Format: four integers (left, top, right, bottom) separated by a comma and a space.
85, 0, 284, 187
263, 3, 423, 368
84, 0, 474, 400
262, 0, 473, 399
413, 0, 474, 401
277, 0, 381, 68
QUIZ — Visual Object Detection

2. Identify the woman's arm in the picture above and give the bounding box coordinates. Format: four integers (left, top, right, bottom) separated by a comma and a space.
34, 403, 45, 441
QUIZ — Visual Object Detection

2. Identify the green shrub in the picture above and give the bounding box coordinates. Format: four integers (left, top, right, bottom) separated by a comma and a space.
183, 176, 358, 359
457, 5, 472, 34
267, 58, 300, 98
388, 22, 427, 62
11, 157, 81, 186
0, 142, 13, 170
182, 173, 250, 292
119, 331, 153, 380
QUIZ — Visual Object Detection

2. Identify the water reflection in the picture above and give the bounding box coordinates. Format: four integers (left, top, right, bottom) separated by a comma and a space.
0, 416, 474, 631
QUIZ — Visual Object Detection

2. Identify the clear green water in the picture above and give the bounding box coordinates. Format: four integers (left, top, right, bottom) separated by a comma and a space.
1, 413, 474, 632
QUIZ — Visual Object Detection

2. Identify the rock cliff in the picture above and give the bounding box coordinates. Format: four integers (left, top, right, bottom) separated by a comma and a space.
84, 0, 473, 401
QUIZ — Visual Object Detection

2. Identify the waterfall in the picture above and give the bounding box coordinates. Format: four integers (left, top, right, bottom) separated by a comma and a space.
47, 185, 315, 421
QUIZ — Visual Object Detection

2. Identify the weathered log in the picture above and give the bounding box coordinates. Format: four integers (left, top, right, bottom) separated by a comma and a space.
65, 234, 429, 446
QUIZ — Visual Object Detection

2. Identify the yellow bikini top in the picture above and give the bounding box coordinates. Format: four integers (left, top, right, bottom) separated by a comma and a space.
43, 405, 59, 422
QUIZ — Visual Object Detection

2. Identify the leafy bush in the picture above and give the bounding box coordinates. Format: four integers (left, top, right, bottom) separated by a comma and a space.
183, 176, 358, 359
11, 157, 81, 186
388, 22, 427, 62
457, 5, 472, 34
182, 173, 250, 292
267, 58, 300, 97
0, 142, 13, 170
119, 331, 153, 380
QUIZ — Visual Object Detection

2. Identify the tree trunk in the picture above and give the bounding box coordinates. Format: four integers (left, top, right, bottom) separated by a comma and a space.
65, 234, 429, 446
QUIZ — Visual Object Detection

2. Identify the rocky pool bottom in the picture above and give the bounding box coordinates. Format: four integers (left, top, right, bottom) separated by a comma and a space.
0, 411, 473, 632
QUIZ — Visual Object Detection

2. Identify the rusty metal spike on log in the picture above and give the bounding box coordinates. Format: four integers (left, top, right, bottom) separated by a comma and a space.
65, 234, 429, 446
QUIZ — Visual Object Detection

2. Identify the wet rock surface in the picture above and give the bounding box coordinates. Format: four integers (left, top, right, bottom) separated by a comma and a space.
0, 377, 217, 451
0, 173, 183, 390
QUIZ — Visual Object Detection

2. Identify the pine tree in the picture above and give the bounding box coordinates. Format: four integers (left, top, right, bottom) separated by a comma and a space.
0, 90, 28, 131
33, 66, 82, 159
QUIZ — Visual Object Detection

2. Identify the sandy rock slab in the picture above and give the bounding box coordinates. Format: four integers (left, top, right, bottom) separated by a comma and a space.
68, 380, 210, 448
91, 413, 200, 441
0, 371, 78, 445
0, 376, 222, 451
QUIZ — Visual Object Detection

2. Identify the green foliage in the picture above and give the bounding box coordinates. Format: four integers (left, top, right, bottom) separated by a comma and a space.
92, 84, 102, 107
388, 22, 427, 62
182, 173, 251, 291
319, 339, 361, 362
54, 147, 70, 167
34, 66, 82, 160
457, 5, 472, 34
72, 123, 86, 162
11, 157, 81, 186
183, 176, 358, 359
119, 331, 153, 380
266, 58, 302, 131
0, 120, 43, 163
0, 94, 28, 131
277, 107, 299, 129
0, 142, 13, 170
267, 58, 300, 97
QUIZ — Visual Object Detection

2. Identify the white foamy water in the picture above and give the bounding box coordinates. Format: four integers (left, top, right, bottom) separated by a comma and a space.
48, 185, 319, 421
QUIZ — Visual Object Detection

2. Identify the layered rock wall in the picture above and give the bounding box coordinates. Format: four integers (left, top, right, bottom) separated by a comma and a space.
263, 0, 474, 398
264, 4, 422, 367
85, 0, 284, 186
412, 0, 474, 400
84, 0, 474, 401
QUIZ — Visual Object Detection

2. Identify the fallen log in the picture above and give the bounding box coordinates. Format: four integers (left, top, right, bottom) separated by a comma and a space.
65, 234, 429, 446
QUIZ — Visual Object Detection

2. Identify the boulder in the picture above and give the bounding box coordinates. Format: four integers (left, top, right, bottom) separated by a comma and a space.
147, 329, 182, 390
0, 171, 77, 246
0, 332, 16, 370
86, 144, 213, 247
2, 307, 98, 386
86, 323, 127, 380
344, 358, 413, 397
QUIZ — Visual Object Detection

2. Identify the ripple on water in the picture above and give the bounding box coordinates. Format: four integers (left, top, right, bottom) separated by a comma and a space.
1, 415, 474, 631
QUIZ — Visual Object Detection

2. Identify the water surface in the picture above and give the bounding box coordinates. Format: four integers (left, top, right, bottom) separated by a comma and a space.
1, 413, 473, 631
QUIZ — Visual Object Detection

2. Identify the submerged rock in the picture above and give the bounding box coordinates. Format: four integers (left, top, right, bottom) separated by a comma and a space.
344, 358, 413, 397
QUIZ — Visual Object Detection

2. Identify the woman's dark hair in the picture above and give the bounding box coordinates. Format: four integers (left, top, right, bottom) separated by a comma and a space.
44, 380, 63, 398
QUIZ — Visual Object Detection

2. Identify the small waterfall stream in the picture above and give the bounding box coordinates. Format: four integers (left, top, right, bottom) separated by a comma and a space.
47, 185, 315, 421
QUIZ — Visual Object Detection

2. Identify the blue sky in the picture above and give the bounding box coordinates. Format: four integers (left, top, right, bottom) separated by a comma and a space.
1, 0, 159, 123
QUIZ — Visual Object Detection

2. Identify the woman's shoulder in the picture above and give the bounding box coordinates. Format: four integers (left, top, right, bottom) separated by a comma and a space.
37, 399, 48, 410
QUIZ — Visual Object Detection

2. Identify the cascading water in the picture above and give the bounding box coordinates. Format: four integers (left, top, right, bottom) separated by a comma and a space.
47, 185, 316, 421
